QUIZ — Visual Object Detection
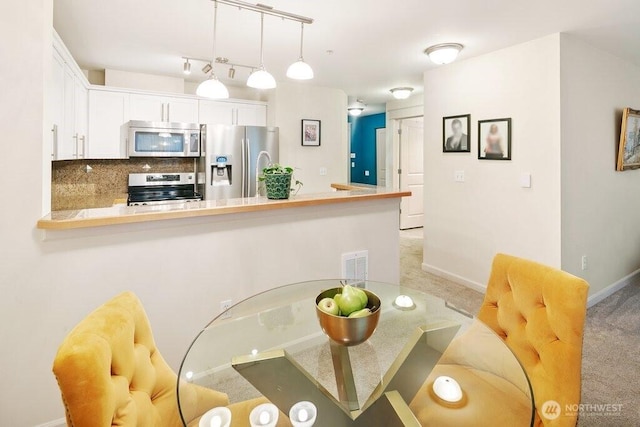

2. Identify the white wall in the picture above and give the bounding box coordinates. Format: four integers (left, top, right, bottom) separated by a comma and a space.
422, 34, 563, 289
560, 34, 640, 296
105, 68, 185, 93
269, 81, 349, 193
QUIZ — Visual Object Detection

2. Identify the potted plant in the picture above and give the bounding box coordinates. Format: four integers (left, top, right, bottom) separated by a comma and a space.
259, 164, 303, 200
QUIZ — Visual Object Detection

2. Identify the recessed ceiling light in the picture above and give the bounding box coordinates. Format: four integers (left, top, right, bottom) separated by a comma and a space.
424, 43, 463, 65
390, 87, 414, 100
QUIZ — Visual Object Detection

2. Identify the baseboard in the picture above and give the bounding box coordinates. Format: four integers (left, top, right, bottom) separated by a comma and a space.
587, 267, 640, 308
421, 262, 486, 294
33, 418, 66, 427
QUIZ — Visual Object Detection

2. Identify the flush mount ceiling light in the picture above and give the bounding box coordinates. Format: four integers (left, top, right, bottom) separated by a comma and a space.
247, 13, 277, 89
197, 1, 229, 99
348, 99, 366, 117
183, 59, 191, 75
286, 23, 314, 80
424, 43, 464, 65
390, 87, 414, 100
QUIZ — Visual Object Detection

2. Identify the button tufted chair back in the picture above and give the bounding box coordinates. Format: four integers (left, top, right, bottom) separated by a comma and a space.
477, 254, 589, 427
53, 291, 228, 427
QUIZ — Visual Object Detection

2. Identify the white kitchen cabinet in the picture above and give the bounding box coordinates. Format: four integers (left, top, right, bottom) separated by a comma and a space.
199, 100, 267, 126
130, 94, 198, 123
87, 90, 130, 159
50, 48, 88, 160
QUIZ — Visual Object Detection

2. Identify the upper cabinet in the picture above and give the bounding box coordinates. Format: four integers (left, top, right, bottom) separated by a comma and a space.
130, 94, 198, 123
87, 90, 130, 159
199, 100, 267, 127
50, 39, 89, 161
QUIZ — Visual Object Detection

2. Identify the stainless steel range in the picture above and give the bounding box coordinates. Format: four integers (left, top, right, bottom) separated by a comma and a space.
127, 172, 202, 206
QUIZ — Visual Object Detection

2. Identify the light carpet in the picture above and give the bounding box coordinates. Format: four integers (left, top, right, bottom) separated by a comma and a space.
399, 231, 640, 426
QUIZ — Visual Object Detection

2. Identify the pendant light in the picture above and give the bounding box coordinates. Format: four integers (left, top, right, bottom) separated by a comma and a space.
197, 1, 229, 99
247, 13, 276, 89
286, 23, 314, 80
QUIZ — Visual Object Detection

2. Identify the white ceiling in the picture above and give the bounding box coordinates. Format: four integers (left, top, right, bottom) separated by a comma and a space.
54, 0, 640, 107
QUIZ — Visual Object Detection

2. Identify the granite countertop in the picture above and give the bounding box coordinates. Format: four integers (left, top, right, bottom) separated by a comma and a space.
37, 185, 411, 230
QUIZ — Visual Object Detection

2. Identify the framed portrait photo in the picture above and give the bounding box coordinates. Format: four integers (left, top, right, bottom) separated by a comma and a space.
478, 118, 512, 160
443, 114, 471, 152
301, 119, 321, 146
616, 108, 640, 171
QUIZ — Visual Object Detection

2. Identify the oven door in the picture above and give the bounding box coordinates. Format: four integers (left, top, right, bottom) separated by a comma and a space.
128, 121, 200, 157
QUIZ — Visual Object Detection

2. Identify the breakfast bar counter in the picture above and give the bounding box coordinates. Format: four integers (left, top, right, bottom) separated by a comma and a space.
37, 186, 410, 230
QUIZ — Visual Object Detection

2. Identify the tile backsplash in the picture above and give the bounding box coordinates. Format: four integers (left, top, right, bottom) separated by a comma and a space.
51, 158, 197, 211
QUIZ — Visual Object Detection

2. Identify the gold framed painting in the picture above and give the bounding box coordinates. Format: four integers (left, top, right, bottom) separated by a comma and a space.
617, 108, 640, 171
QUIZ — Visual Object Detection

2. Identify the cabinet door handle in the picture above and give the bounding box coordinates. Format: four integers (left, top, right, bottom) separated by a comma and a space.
73, 133, 79, 158
161, 103, 165, 122
51, 125, 58, 159
167, 103, 171, 122
79, 135, 86, 159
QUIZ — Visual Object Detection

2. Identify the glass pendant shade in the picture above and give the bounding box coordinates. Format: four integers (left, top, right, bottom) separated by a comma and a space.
424, 43, 463, 65
286, 60, 314, 80
247, 68, 277, 89
197, 75, 229, 99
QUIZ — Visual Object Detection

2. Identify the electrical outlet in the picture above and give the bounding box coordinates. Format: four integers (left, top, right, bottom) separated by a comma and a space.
581, 256, 588, 271
364, 170, 370, 176
220, 299, 233, 319
319, 167, 327, 176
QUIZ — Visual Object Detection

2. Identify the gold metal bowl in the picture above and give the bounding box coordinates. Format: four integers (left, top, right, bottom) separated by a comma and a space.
315, 287, 381, 346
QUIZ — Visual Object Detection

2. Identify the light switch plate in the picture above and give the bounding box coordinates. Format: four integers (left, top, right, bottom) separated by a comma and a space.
520, 173, 532, 188
454, 170, 465, 182
364, 170, 370, 176
319, 167, 327, 176
350, 153, 356, 159
351, 162, 355, 168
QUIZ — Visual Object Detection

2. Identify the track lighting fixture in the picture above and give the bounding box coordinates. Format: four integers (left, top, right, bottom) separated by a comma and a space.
183, 59, 191, 75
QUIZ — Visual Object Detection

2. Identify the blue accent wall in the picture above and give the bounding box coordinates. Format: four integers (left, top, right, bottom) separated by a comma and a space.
349, 113, 386, 184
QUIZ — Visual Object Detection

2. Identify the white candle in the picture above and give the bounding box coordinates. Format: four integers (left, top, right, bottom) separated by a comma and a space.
297, 408, 309, 422
395, 295, 414, 308
210, 415, 222, 427
259, 410, 271, 425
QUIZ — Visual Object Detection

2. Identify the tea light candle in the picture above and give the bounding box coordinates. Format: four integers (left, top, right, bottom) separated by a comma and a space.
432, 376, 462, 403
394, 295, 415, 309
297, 409, 308, 422
289, 401, 317, 427
210, 415, 222, 427
258, 411, 270, 425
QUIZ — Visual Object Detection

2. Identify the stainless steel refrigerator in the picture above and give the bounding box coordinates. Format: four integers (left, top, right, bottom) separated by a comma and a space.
200, 125, 279, 200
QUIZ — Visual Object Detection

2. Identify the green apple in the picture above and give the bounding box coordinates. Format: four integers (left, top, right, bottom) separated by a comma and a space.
348, 308, 371, 318
317, 297, 340, 316
337, 285, 365, 316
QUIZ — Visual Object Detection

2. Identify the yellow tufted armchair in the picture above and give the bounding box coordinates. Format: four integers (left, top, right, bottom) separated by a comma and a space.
477, 254, 589, 426
52, 291, 289, 427
409, 254, 589, 426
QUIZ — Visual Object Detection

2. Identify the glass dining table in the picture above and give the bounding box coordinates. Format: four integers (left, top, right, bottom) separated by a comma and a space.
177, 280, 534, 426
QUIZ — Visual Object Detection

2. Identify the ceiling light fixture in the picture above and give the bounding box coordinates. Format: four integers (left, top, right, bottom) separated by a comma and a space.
183, 59, 191, 75
424, 43, 464, 65
390, 87, 414, 100
197, 1, 229, 99
286, 23, 314, 80
247, 13, 276, 89
348, 99, 366, 117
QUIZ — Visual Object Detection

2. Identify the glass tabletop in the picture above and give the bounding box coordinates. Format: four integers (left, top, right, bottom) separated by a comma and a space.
177, 280, 534, 427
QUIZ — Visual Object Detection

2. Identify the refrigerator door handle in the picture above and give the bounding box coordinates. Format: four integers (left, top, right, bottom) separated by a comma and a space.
241, 138, 246, 198
246, 138, 251, 197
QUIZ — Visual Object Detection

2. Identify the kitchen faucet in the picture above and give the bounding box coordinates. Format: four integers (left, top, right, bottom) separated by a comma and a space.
255, 150, 272, 197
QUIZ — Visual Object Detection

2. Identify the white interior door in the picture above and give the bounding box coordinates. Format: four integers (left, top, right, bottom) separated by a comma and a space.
399, 118, 424, 229
376, 128, 387, 187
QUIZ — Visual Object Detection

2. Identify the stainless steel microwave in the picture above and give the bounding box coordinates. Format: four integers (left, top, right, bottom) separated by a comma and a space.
127, 121, 201, 157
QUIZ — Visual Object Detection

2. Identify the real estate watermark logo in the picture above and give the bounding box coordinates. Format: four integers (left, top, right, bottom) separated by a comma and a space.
541, 400, 624, 419
541, 400, 561, 420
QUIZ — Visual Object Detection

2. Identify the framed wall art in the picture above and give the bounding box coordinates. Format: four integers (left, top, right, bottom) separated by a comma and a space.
443, 114, 471, 152
478, 118, 511, 160
301, 119, 321, 146
617, 108, 640, 171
